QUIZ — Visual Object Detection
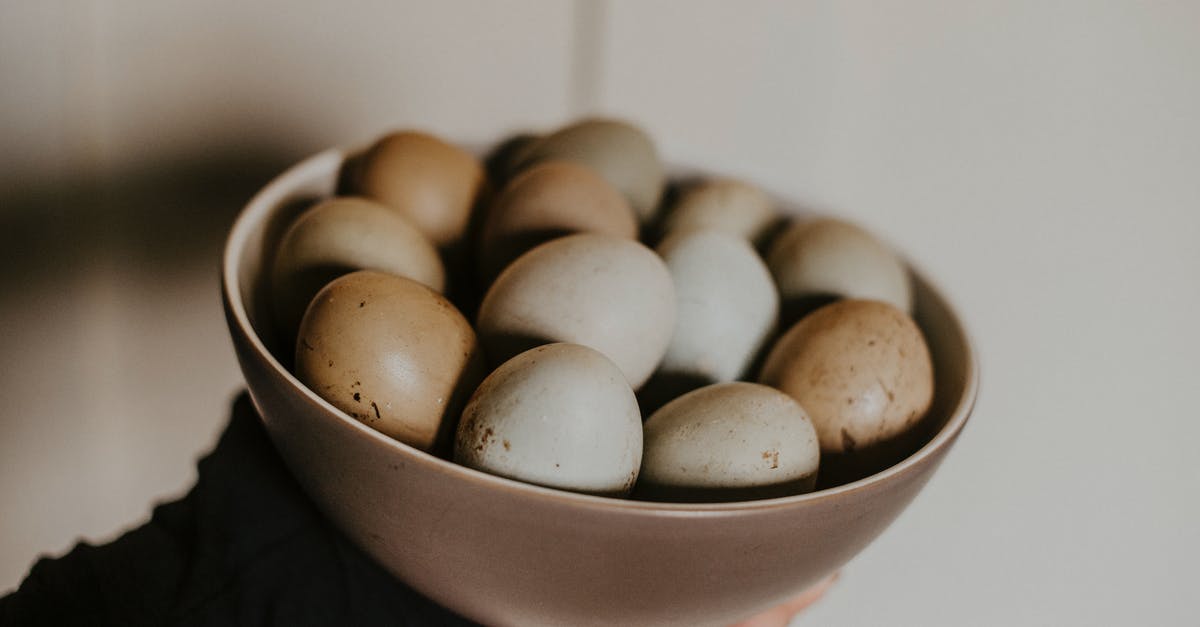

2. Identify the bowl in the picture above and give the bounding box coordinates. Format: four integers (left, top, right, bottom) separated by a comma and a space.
222, 148, 978, 627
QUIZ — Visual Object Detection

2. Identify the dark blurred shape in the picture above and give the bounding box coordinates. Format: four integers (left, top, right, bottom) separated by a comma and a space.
0, 147, 299, 298
635, 370, 712, 418
777, 293, 841, 334
482, 132, 540, 188
0, 393, 474, 626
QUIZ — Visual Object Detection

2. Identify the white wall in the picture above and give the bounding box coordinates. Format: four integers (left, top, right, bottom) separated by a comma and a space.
1, 2, 1197, 625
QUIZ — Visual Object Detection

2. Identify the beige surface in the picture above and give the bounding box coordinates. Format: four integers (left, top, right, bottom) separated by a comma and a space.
2, 1, 1198, 625
595, 2, 1200, 624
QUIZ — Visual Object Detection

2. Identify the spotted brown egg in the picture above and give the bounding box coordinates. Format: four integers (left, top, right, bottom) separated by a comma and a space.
759, 299, 933, 455
294, 270, 483, 453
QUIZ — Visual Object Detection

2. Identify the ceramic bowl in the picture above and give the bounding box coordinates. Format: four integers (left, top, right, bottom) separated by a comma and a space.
222, 148, 978, 627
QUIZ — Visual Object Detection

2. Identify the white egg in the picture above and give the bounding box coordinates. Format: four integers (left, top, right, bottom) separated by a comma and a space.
766, 217, 911, 315
454, 343, 643, 496
660, 178, 778, 247
476, 233, 675, 389
654, 230, 778, 384
639, 382, 819, 502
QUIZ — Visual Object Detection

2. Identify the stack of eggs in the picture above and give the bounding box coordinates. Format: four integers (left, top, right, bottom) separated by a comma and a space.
268, 118, 934, 503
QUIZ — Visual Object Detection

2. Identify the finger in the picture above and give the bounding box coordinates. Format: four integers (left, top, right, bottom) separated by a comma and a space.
730, 572, 839, 627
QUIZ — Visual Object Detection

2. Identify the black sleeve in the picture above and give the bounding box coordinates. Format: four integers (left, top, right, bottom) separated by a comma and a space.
0, 393, 476, 627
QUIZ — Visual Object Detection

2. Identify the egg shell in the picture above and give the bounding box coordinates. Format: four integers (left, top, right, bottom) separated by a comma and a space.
638, 382, 819, 502
516, 118, 665, 223
478, 161, 637, 284
654, 229, 778, 384
759, 299, 933, 455
476, 233, 675, 389
271, 196, 445, 346
660, 179, 778, 247
353, 130, 486, 247
295, 270, 483, 453
766, 217, 912, 319
454, 343, 643, 496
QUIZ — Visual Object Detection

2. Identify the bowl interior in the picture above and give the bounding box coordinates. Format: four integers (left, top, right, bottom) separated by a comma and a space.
226, 148, 976, 507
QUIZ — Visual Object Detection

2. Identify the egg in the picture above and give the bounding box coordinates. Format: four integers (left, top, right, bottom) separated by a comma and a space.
515, 118, 665, 223
294, 270, 483, 453
659, 178, 779, 247
271, 196, 445, 346
650, 229, 777, 392
476, 233, 675, 389
766, 217, 912, 324
352, 130, 487, 247
759, 299, 933, 455
638, 382, 819, 502
477, 161, 637, 284
455, 343, 642, 496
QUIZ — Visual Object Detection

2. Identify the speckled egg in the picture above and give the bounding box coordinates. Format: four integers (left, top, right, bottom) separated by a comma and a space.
294, 270, 483, 453
455, 343, 643, 496
476, 233, 675, 389
759, 299, 933, 454
639, 382, 819, 502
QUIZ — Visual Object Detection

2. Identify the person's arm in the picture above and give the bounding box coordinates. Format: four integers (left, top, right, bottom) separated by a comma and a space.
1, 394, 473, 627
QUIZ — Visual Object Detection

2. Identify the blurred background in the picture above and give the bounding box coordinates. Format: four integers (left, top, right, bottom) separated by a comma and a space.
1, 1, 1196, 625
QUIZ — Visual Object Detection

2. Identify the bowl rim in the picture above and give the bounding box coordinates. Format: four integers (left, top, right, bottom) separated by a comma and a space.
222, 147, 979, 516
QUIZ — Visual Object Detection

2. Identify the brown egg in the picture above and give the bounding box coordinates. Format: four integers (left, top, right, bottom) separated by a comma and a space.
478, 161, 638, 283
515, 118, 665, 223
353, 130, 486, 247
271, 196, 445, 347
295, 270, 483, 453
759, 299, 933, 455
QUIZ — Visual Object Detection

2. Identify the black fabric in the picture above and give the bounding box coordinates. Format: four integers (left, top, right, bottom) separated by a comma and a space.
0, 393, 475, 627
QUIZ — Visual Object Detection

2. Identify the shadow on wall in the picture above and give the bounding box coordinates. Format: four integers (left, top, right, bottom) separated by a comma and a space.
0, 141, 306, 593
0, 146, 299, 297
